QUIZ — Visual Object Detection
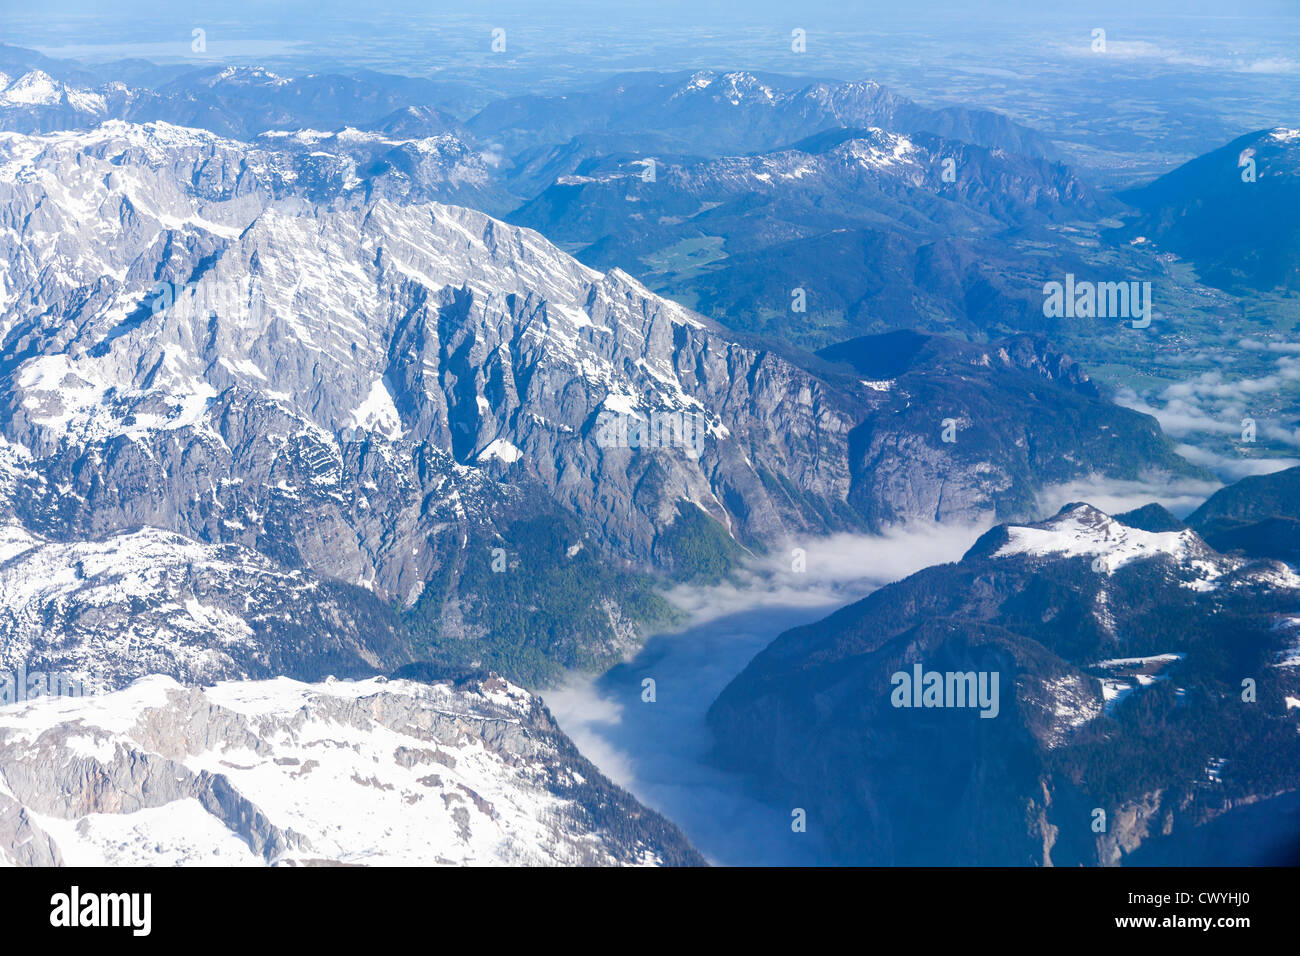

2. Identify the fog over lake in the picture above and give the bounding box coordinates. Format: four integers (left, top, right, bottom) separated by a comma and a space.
546, 522, 990, 865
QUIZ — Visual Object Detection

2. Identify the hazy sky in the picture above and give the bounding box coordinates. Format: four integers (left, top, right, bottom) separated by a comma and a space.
5, 0, 1298, 68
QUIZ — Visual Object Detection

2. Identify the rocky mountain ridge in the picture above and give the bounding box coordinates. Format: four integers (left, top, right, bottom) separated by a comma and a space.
0, 121, 1204, 685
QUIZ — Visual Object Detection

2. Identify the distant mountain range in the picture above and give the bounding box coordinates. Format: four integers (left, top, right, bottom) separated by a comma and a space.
0, 54, 478, 137
509, 126, 1114, 343
468, 69, 1058, 160
0, 61, 1052, 162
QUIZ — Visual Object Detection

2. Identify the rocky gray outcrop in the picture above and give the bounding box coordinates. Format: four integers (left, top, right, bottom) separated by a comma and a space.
0, 673, 705, 866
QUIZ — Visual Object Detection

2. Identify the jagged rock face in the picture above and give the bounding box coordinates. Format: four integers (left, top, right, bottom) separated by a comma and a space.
0, 524, 413, 691
0, 123, 859, 586
0, 121, 1208, 692
708, 503, 1300, 865
0, 122, 1191, 603
0, 673, 705, 866
0, 671, 707, 868
823, 331, 1203, 526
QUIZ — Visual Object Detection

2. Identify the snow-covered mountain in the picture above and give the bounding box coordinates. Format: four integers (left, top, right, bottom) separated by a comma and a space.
0, 64, 475, 140
0, 121, 1204, 685
0, 672, 703, 865
1, 121, 801, 581
0, 70, 109, 114
248, 123, 510, 211
0, 115, 501, 219
0, 522, 413, 692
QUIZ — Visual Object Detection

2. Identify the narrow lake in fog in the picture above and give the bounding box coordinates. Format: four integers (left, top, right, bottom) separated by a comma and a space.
546, 524, 988, 865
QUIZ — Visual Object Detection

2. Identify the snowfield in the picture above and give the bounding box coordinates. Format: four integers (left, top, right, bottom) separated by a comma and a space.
0, 674, 685, 866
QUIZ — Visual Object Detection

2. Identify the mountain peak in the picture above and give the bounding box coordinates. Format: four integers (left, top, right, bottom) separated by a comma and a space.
0, 70, 62, 107
975, 502, 1300, 591
716, 71, 776, 105
990, 503, 1203, 571
1270, 126, 1299, 144
203, 65, 290, 88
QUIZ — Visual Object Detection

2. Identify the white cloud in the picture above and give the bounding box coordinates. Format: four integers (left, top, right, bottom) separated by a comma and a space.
1034, 472, 1223, 518
1113, 351, 1300, 469
1173, 444, 1299, 483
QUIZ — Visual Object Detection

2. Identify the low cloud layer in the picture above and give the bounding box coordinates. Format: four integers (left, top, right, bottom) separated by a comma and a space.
1113, 340, 1300, 481
1034, 473, 1225, 518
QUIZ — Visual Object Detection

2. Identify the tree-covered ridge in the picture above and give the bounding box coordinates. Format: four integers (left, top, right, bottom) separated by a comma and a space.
709, 502, 1300, 865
